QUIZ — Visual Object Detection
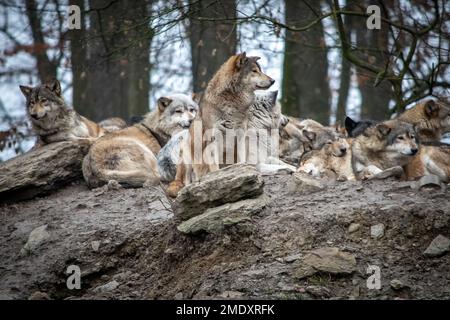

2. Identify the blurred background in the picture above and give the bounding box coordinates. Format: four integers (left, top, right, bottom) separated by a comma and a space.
0, 0, 449, 160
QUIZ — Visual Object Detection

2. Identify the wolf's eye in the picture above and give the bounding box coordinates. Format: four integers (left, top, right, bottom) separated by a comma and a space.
252, 69, 258, 73
397, 136, 405, 140
175, 109, 183, 113
40, 98, 47, 103
326, 141, 332, 145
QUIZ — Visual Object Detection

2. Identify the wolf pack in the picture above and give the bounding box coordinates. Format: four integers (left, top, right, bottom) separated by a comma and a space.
18, 52, 450, 199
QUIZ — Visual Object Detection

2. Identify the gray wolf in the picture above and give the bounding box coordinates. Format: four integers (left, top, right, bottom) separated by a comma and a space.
351, 120, 419, 179
82, 94, 198, 188
398, 99, 450, 143
19, 80, 107, 146
167, 52, 275, 197
344, 116, 377, 138
404, 143, 450, 182
298, 137, 355, 180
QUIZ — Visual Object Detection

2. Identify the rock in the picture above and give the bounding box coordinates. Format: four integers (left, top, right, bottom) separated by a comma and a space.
293, 247, 357, 279
305, 286, 331, 298
288, 172, 325, 194
28, 291, 50, 300
0, 141, 90, 203
348, 223, 361, 234
423, 235, 450, 257
390, 279, 405, 290
218, 291, 244, 299
173, 164, 264, 220
413, 174, 443, 190
283, 253, 302, 263
93, 280, 120, 293
91, 241, 101, 252
20, 225, 50, 255
177, 195, 269, 235
371, 224, 385, 239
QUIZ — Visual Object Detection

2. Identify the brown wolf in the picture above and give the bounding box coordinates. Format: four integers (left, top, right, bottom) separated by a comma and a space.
398, 99, 450, 143
351, 120, 419, 179
299, 137, 355, 180
404, 143, 450, 182
167, 52, 275, 197
19, 80, 109, 146
82, 94, 198, 188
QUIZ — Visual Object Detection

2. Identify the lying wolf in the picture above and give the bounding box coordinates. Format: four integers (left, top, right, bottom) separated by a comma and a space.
398, 99, 450, 143
351, 120, 419, 180
167, 52, 275, 197
344, 116, 377, 138
298, 137, 355, 180
82, 94, 198, 188
404, 143, 450, 183
19, 80, 123, 146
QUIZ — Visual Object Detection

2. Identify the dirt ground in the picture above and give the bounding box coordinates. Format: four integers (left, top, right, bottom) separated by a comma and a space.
0, 173, 449, 300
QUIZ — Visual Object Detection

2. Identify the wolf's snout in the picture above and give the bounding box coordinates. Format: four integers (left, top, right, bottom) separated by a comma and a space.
410, 148, 418, 155
340, 147, 347, 154
269, 79, 275, 86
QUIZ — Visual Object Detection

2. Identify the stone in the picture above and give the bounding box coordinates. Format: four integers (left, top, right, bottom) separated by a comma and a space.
93, 280, 120, 293
173, 164, 264, 220
415, 174, 443, 190
371, 224, 385, 239
288, 172, 325, 194
423, 235, 450, 257
0, 141, 90, 203
293, 247, 357, 279
218, 291, 244, 299
20, 225, 50, 255
305, 286, 331, 298
390, 279, 405, 290
283, 253, 302, 263
177, 195, 269, 235
28, 291, 50, 300
91, 241, 101, 252
348, 223, 361, 233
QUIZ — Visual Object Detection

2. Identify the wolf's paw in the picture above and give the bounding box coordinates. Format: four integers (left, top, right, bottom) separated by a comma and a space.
166, 180, 184, 198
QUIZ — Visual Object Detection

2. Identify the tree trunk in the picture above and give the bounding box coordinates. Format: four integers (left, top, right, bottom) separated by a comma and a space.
24, 0, 57, 82
282, 0, 330, 124
354, 0, 392, 120
188, 0, 237, 93
71, 0, 152, 121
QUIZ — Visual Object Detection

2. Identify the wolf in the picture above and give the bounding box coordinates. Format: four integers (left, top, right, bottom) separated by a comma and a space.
404, 143, 450, 182
167, 52, 275, 197
19, 80, 110, 146
82, 94, 198, 188
398, 99, 450, 143
279, 118, 345, 165
344, 116, 377, 138
298, 137, 355, 180
351, 120, 419, 180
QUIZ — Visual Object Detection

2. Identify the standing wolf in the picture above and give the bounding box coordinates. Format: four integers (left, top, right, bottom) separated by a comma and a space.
82, 94, 198, 188
167, 52, 275, 197
19, 80, 124, 146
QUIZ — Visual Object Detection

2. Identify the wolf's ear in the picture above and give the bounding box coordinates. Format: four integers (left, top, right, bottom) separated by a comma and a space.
376, 123, 391, 138
424, 100, 439, 118
344, 116, 356, 130
45, 79, 62, 96
19, 85, 32, 98
235, 52, 247, 70
303, 130, 316, 142
157, 96, 172, 112
269, 90, 278, 105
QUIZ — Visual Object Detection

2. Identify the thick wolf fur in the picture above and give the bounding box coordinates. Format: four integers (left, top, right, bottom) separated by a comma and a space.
19, 80, 106, 146
98, 117, 128, 132
158, 91, 291, 182
299, 137, 355, 180
398, 99, 450, 143
344, 116, 377, 138
404, 143, 450, 182
351, 119, 419, 179
82, 94, 198, 188
167, 53, 274, 197
279, 118, 344, 165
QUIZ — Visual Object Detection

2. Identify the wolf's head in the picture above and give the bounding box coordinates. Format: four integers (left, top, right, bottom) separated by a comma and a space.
229, 52, 275, 91
153, 93, 199, 136
302, 126, 343, 151
345, 116, 377, 137
324, 137, 350, 157
19, 80, 66, 123
372, 120, 419, 157
422, 100, 450, 133
252, 90, 285, 129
